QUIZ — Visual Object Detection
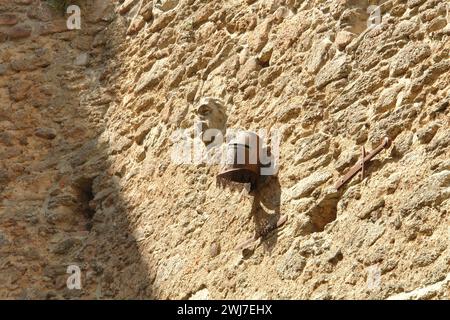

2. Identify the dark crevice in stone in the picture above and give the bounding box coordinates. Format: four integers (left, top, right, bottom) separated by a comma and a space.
74, 176, 96, 225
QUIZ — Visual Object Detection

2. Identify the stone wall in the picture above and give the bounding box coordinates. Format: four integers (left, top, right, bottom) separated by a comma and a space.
1, 0, 150, 299
0, 0, 449, 299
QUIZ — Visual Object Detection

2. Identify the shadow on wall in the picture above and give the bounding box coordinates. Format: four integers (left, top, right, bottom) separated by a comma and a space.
54, 1, 157, 299
0, 1, 155, 299
248, 175, 282, 254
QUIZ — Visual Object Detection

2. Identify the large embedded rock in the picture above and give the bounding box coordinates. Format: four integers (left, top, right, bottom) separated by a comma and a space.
289, 171, 333, 200
390, 44, 431, 77
315, 54, 351, 89
135, 59, 168, 93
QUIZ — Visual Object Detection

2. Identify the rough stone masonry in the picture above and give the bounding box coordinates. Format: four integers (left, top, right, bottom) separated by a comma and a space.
0, 0, 449, 299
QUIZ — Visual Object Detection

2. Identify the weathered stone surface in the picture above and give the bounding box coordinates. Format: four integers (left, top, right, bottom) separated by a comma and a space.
117, 0, 138, 15
0, 63, 8, 76
38, 20, 69, 35
1, 0, 448, 301
357, 198, 385, 220
139, 1, 153, 21
426, 130, 450, 155
27, 5, 53, 22
0, 14, 18, 25
248, 20, 271, 53
127, 15, 145, 35
426, 17, 447, 33
390, 43, 431, 77
258, 43, 273, 64
8, 79, 32, 101
135, 59, 168, 93
51, 238, 81, 255
15, 0, 34, 4
189, 288, 209, 300
335, 30, 354, 50
407, 0, 427, 8
335, 146, 359, 172
416, 122, 440, 144
149, 10, 176, 32
6, 24, 32, 39
289, 171, 332, 200
10, 49, 52, 71
236, 57, 262, 84
375, 84, 404, 113
154, 0, 179, 12
392, 20, 419, 39
307, 38, 332, 74
369, 103, 421, 145
295, 133, 331, 164
315, 54, 351, 89
387, 274, 450, 300
331, 71, 384, 112
74, 53, 89, 66
391, 130, 413, 158
277, 242, 307, 280
209, 242, 220, 258
0, 232, 9, 247
401, 171, 450, 215
35, 128, 57, 140
87, 0, 114, 22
